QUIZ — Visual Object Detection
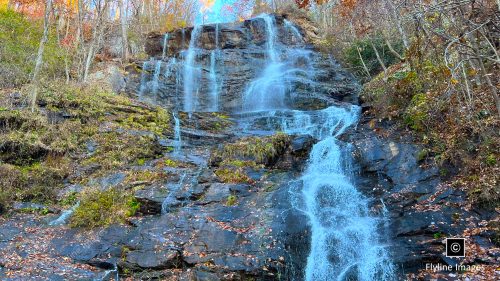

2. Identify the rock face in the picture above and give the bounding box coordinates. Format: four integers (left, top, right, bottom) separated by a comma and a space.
344, 118, 499, 278
126, 14, 359, 112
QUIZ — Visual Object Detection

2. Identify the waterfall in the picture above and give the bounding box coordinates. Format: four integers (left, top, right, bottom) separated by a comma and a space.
164, 57, 176, 78
162, 33, 169, 59
209, 51, 219, 112
208, 23, 220, 112
173, 112, 182, 155
162, 173, 187, 214
183, 26, 202, 112
236, 15, 394, 280
284, 19, 304, 43
151, 60, 162, 96
242, 15, 285, 112
285, 106, 395, 281
49, 202, 80, 226
242, 15, 316, 112
215, 23, 219, 47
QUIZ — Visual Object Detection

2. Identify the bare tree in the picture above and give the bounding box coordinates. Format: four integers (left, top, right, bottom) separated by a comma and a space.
31, 0, 53, 111
119, 0, 129, 62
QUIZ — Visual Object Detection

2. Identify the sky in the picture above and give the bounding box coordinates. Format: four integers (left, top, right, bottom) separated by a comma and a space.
195, 0, 254, 25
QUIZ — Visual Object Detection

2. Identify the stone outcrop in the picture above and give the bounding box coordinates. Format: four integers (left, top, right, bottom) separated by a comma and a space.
126, 14, 359, 112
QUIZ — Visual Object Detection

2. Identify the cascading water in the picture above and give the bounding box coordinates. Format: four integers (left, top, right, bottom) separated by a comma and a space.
173, 112, 182, 155
208, 23, 220, 112
242, 15, 317, 112
243, 15, 285, 112
151, 60, 162, 96
284, 19, 304, 43
183, 26, 202, 112
290, 106, 395, 281
49, 201, 80, 226
209, 51, 219, 111
162, 33, 169, 59
161, 173, 186, 214
237, 16, 394, 280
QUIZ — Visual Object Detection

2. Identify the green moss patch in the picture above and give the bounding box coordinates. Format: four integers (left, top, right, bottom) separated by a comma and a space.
69, 188, 139, 228
212, 133, 290, 166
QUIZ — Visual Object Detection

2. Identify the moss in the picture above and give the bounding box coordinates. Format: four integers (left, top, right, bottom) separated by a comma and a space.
164, 159, 178, 167
125, 169, 167, 183
220, 159, 260, 169
213, 133, 290, 166
215, 168, 252, 184
81, 132, 162, 172
69, 188, 139, 228
404, 93, 428, 131
416, 149, 429, 162
60, 191, 78, 207
226, 195, 237, 206
485, 154, 496, 166
0, 154, 71, 209
433, 232, 445, 239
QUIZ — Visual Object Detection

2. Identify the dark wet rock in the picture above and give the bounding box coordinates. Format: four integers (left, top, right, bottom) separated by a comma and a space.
121, 248, 181, 270
229, 184, 252, 196
131, 14, 359, 112
57, 183, 84, 200
194, 270, 220, 281
195, 183, 231, 205
12, 202, 55, 213
88, 172, 127, 189
290, 134, 315, 156
134, 184, 168, 215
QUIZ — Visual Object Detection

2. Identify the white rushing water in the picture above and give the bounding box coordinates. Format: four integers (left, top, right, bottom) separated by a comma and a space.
237, 15, 394, 280
161, 173, 186, 214
162, 33, 169, 59
242, 15, 316, 113
151, 60, 162, 96
183, 26, 202, 112
209, 50, 220, 112
138, 59, 152, 100
49, 201, 80, 226
173, 112, 182, 155
209, 23, 220, 112
243, 15, 285, 112
293, 106, 394, 281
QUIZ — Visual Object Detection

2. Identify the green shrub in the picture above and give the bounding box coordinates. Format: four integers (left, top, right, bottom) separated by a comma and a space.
0, 8, 67, 87
343, 36, 403, 79
404, 93, 428, 131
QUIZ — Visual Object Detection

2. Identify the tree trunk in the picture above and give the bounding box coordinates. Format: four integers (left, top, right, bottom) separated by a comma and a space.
371, 40, 388, 78
385, 0, 409, 49
119, 0, 129, 62
384, 36, 404, 61
83, 0, 108, 82
357, 46, 371, 79
31, 0, 52, 112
